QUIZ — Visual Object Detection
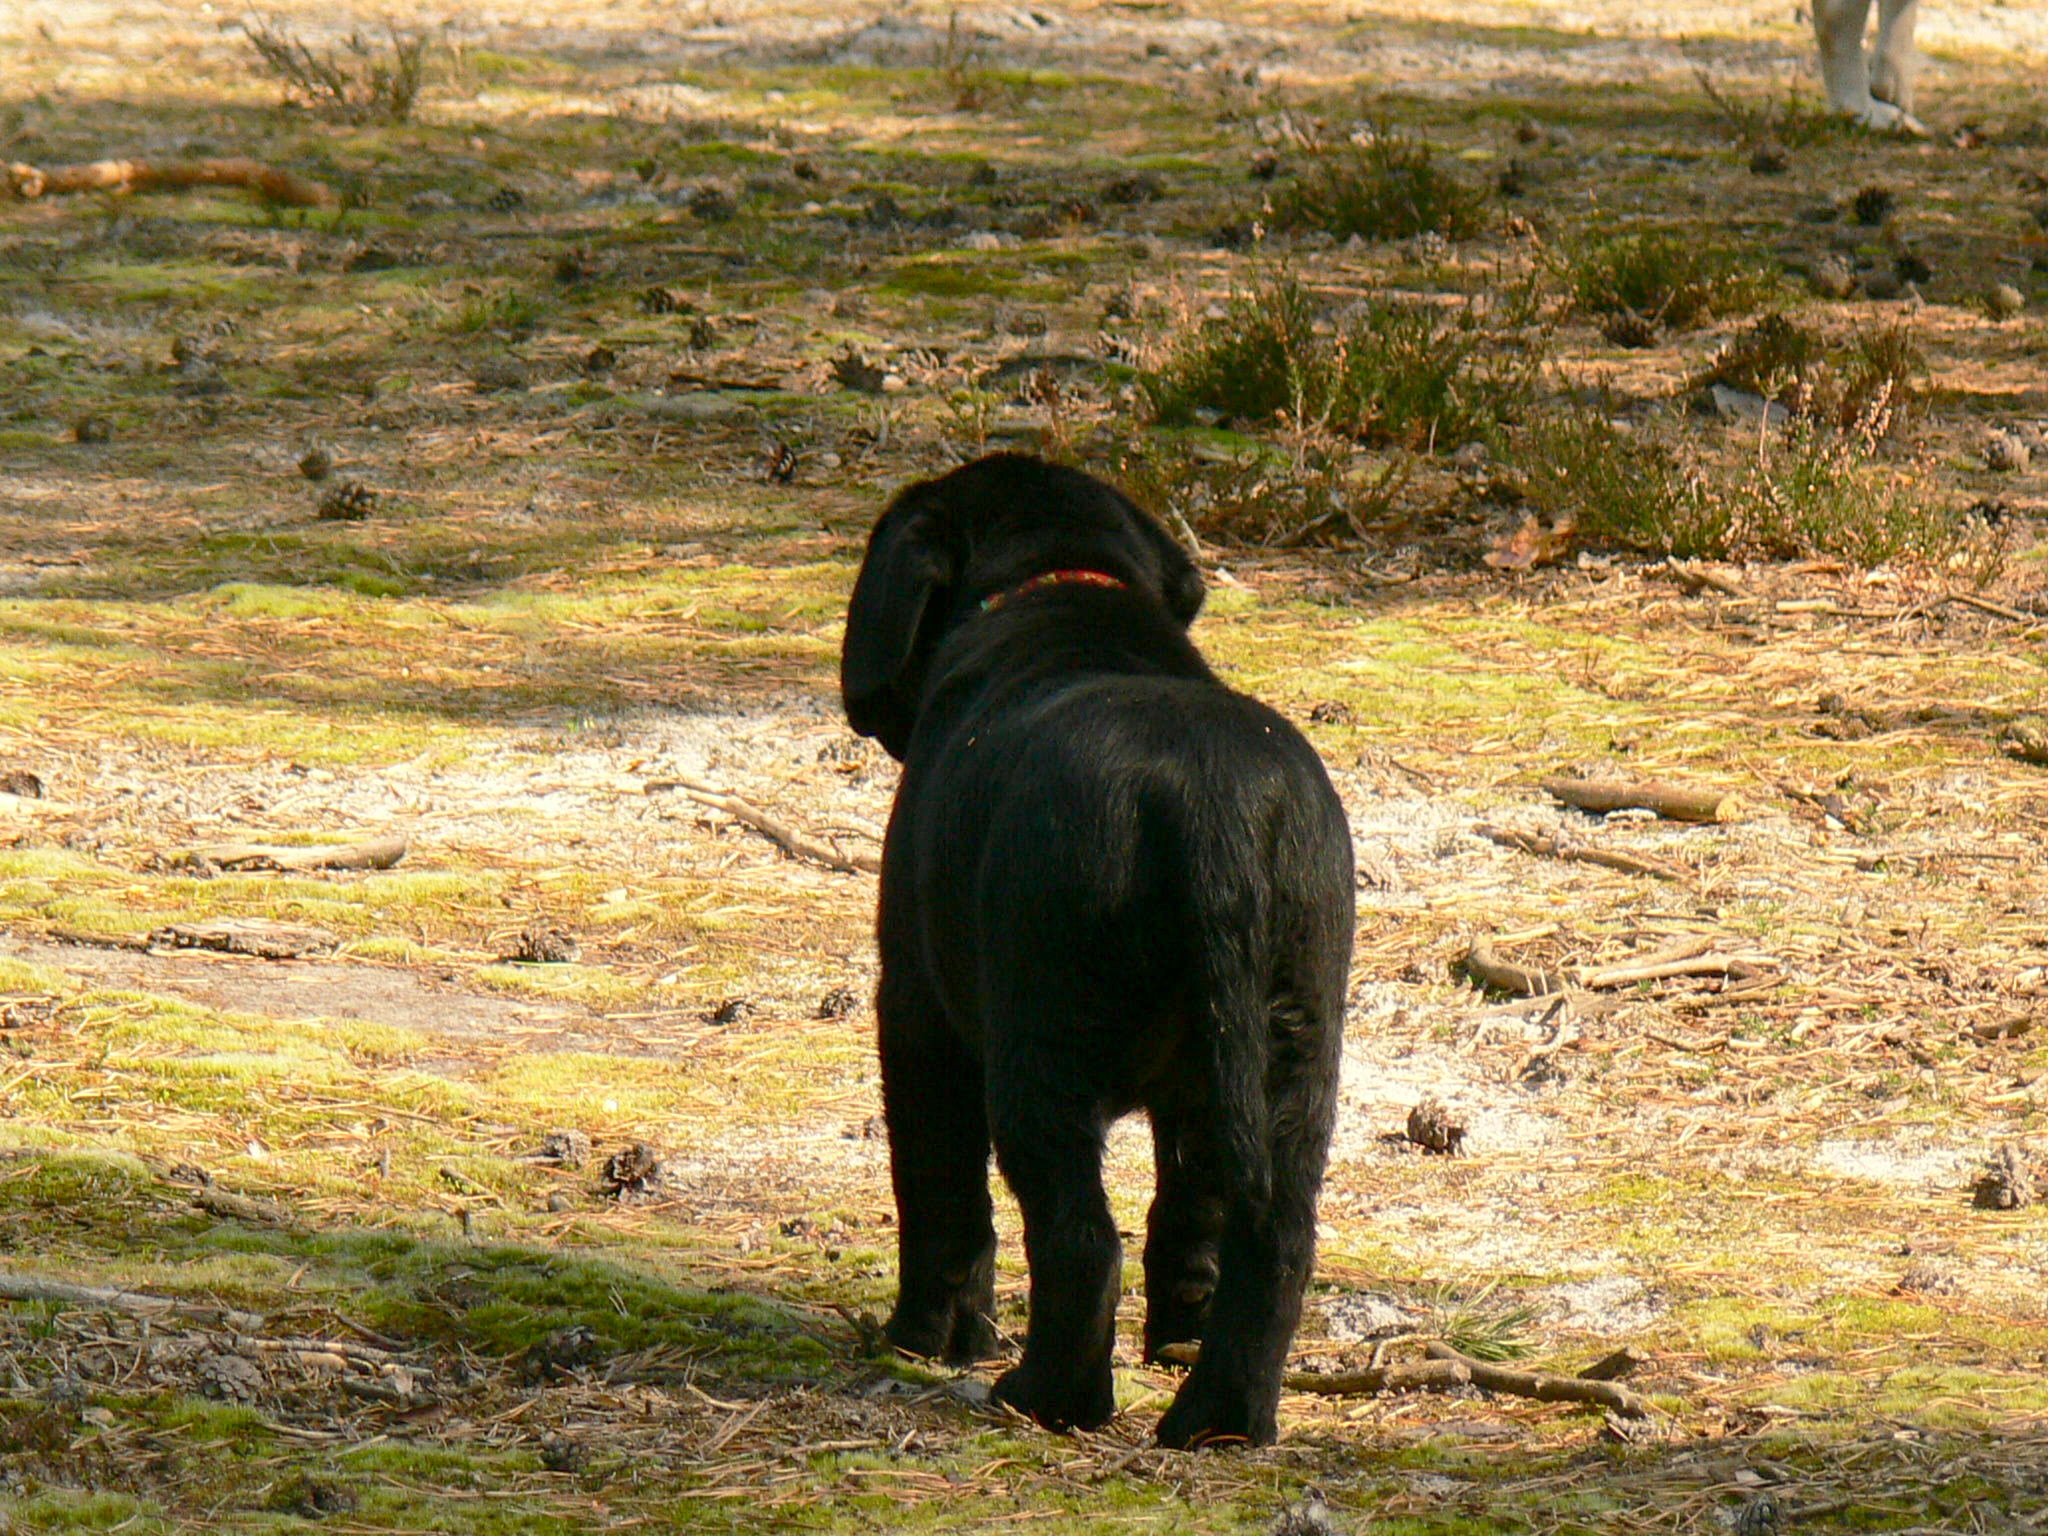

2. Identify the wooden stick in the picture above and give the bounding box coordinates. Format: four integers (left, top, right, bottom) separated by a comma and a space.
0, 1272, 267, 1333
194, 1188, 296, 1226
1539, 776, 1742, 824
646, 777, 880, 875
6, 157, 338, 208
1465, 938, 1567, 997
1425, 1342, 1654, 1417
1283, 1358, 1473, 1396
1166, 1338, 1656, 1416
179, 836, 408, 872
148, 919, 340, 959
1476, 824, 1687, 882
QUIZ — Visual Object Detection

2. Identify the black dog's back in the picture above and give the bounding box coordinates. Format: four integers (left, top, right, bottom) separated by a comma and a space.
843, 454, 1352, 1448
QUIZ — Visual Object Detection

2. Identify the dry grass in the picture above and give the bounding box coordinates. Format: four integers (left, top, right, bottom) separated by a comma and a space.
1, 0, 2046, 1530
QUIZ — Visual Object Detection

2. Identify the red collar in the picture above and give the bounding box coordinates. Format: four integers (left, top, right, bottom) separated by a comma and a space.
980, 569, 1127, 612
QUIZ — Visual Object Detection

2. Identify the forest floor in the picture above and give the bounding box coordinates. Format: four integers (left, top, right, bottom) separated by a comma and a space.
1, 1, 2046, 1531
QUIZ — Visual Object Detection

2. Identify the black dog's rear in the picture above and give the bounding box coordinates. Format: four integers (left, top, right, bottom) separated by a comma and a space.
841, 454, 1352, 1448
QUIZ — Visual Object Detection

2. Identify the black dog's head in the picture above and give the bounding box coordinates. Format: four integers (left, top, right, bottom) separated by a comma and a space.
840, 454, 1205, 760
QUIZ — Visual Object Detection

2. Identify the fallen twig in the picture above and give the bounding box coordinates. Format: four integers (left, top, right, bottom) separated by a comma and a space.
1539, 775, 1743, 824
1465, 938, 1567, 997
175, 836, 408, 872
195, 1187, 297, 1226
1425, 1341, 1653, 1417
646, 777, 880, 875
6, 157, 338, 207
1467, 935, 1779, 999
6, 157, 337, 208
0, 1272, 267, 1333
1163, 1338, 1656, 1416
149, 919, 340, 959
1476, 824, 1687, 883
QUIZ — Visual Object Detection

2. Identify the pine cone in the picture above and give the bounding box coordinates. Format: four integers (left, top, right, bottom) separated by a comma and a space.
486, 185, 525, 212
297, 445, 333, 481
316, 480, 377, 521
641, 286, 692, 315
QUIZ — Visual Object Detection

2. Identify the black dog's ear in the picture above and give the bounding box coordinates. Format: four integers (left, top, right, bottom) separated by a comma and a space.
842, 483, 959, 760
1124, 496, 1205, 628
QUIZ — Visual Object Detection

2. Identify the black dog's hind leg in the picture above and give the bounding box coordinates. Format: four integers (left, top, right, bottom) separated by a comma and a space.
989, 1080, 1120, 1433
878, 979, 997, 1364
1142, 1107, 1226, 1361
1154, 995, 1340, 1449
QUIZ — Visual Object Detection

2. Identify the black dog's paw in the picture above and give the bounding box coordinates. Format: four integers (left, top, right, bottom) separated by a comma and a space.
991, 1361, 1116, 1434
884, 1307, 956, 1362
1142, 1292, 1213, 1362
886, 1301, 999, 1366
945, 1308, 999, 1365
1154, 1380, 1276, 1450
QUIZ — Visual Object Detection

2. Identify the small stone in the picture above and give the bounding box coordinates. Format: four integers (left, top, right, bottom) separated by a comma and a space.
1985, 429, 2032, 473
584, 344, 617, 375
73, 416, 113, 444
196, 1351, 265, 1402
1810, 256, 1857, 299
539, 1434, 588, 1473
687, 180, 738, 221
470, 357, 529, 392
0, 768, 44, 798
1971, 1142, 2042, 1209
1988, 282, 2026, 318
297, 445, 333, 481
538, 1128, 591, 1168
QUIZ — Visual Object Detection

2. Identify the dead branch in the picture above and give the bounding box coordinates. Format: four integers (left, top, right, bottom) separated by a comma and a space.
1476, 824, 1687, 882
1465, 938, 1568, 996
646, 777, 880, 875
1424, 1341, 1654, 1417
149, 919, 340, 959
1164, 1338, 1656, 1416
1468, 935, 1778, 999
1283, 1358, 1473, 1396
1665, 558, 1752, 601
6, 157, 338, 208
177, 835, 408, 872
1578, 1346, 1648, 1382
194, 1187, 297, 1226
1538, 776, 1743, 824
0, 1272, 267, 1333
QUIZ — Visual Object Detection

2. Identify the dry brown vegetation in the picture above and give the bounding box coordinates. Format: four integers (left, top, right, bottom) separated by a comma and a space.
1, 1, 2046, 1532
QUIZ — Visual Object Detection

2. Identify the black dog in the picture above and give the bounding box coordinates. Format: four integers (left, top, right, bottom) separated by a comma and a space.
841, 454, 1352, 1448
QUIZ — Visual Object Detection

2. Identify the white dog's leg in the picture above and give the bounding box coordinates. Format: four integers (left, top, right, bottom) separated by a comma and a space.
1813, 0, 1925, 132
1870, 0, 1921, 114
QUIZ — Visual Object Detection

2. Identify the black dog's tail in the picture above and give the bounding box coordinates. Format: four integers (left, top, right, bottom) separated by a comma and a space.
1183, 788, 1351, 1211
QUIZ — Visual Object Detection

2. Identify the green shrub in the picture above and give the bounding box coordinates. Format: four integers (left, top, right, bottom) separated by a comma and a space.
1144, 276, 1538, 450
1266, 131, 1489, 243
1567, 231, 1776, 329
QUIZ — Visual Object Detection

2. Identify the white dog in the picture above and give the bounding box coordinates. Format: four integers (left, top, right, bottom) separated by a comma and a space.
1814, 0, 1923, 131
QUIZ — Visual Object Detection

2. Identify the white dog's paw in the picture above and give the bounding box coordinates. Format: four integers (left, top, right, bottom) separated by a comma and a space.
1843, 96, 1927, 134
